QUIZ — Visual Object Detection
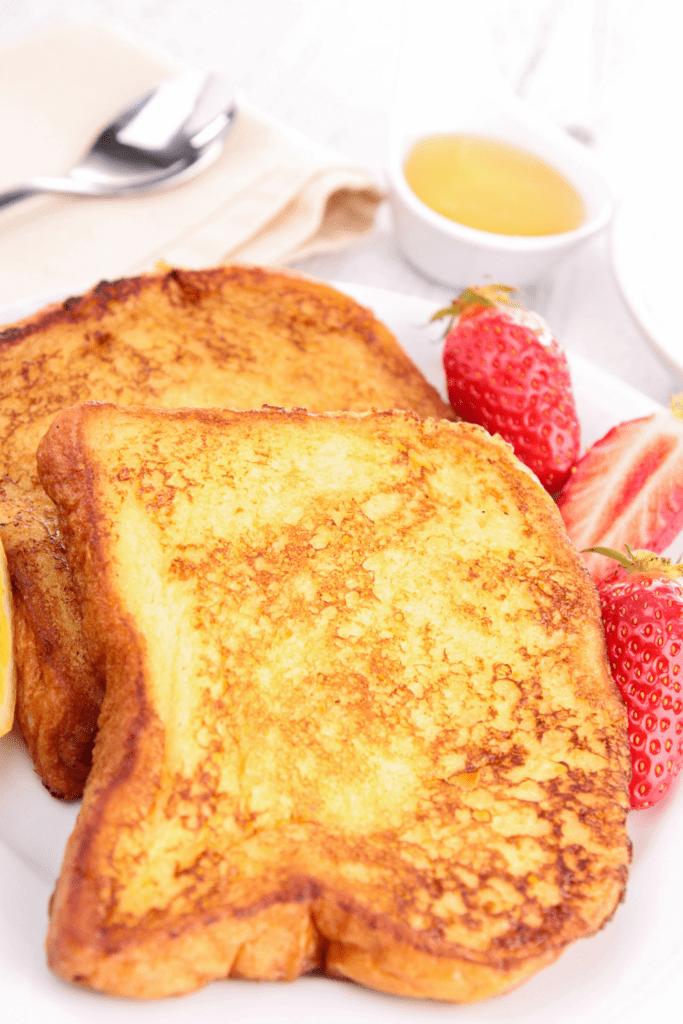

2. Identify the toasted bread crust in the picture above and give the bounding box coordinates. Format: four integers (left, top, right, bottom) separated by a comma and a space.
0, 265, 452, 798
39, 404, 630, 1002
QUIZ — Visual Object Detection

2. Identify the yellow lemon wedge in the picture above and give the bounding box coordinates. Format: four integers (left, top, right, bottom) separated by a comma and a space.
0, 540, 15, 737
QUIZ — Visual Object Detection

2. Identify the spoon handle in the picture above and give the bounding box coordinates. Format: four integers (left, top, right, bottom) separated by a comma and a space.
0, 166, 191, 208
0, 186, 41, 210
0, 177, 125, 207
0, 178, 100, 208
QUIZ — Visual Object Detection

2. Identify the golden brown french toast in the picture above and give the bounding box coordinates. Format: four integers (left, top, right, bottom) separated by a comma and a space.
38, 402, 630, 1002
0, 264, 452, 798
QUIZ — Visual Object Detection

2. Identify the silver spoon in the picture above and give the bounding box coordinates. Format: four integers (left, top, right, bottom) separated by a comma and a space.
0, 69, 236, 210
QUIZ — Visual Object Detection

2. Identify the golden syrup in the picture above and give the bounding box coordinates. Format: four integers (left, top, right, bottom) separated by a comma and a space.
403, 135, 584, 236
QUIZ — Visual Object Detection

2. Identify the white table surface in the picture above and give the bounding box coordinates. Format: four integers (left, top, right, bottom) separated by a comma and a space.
1, 0, 682, 407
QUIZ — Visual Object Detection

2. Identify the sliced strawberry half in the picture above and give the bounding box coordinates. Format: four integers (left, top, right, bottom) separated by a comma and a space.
557, 400, 683, 584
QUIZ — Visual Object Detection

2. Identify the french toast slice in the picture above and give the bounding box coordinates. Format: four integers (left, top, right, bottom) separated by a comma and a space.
38, 402, 630, 1002
0, 264, 452, 798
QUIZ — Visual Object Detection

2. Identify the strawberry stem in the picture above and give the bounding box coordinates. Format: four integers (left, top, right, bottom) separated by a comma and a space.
584, 544, 683, 579
431, 284, 520, 335
584, 546, 635, 568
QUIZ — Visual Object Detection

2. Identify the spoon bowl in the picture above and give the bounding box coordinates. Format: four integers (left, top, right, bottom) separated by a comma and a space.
0, 69, 236, 209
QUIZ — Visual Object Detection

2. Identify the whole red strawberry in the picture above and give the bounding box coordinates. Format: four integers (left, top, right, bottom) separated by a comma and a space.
437, 285, 580, 493
592, 546, 683, 809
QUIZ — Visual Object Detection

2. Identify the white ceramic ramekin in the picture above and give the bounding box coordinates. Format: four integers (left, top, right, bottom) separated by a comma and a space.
388, 98, 614, 291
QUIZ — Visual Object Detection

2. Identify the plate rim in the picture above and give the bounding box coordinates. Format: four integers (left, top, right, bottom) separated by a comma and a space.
611, 195, 683, 381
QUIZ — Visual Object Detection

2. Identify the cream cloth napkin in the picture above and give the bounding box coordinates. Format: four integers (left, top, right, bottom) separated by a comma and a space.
0, 21, 383, 307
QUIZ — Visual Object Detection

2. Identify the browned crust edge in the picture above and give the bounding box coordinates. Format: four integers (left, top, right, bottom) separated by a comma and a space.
0, 264, 453, 421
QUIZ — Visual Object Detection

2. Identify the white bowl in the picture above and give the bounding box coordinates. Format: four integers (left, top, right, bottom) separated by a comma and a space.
388, 98, 614, 291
